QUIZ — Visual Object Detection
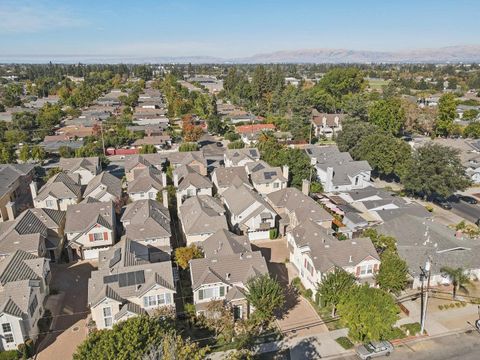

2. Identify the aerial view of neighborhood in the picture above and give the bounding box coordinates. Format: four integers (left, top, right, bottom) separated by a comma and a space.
1, 1, 480, 359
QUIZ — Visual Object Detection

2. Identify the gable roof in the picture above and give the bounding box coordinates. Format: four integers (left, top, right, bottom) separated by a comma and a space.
179, 196, 227, 236
127, 167, 164, 194
222, 184, 276, 217
224, 148, 260, 166
124, 153, 166, 174
212, 166, 251, 189
0, 164, 34, 198
59, 157, 99, 173
35, 172, 81, 201
84, 171, 122, 200
201, 229, 251, 258
174, 165, 213, 191
250, 165, 286, 185
121, 199, 171, 241
65, 201, 114, 233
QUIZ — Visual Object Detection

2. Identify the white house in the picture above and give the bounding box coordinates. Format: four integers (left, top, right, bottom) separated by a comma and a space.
32, 172, 81, 211
88, 239, 176, 330
173, 164, 213, 208
59, 157, 101, 186
83, 172, 122, 203
64, 201, 116, 260
127, 167, 166, 202
224, 148, 260, 168
0, 250, 51, 351
287, 219, 380, 293
247, 162, 288, 195
311, 110, 345, 138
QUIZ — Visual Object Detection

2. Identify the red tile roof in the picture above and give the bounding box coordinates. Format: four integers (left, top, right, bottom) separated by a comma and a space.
236, 123, 276, 134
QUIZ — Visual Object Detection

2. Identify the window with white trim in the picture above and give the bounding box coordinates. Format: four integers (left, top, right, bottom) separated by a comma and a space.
93, 233, 104, 241
2, 323, 13, 343
103, 307, 112, 327
148, 192, 155, 199
360, 264, 374, 275
143, 293, 172, 308
198, 286, 225, 300
46, 199, 54, 207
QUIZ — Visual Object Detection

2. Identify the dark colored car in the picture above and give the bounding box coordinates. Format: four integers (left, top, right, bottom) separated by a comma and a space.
432, 197, 452, 210
459, 195, 478, 204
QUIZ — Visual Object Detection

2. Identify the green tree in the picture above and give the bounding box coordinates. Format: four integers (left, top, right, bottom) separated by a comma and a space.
44, 167, 63, 181
337, 285, 399, 342
18, 145, 31, 163
245, 274, 285, 325
375, 251, 409, 295
368, 98, 406, 135
316, 267, 356, 317
228, 140, 245, 149
336, 121, 378, 153
440, 267, 470, 299
353, 131, 412, 179
58, 146, 75, 158
464, 122, 480, 138
139, 144, 157, 154
174, 245, 203, 270
401, 143, 471, 198
436, 93, 457, 136
31, 145, 46, 162
179, 142, 199, 152
0, 144, 15, 164
362, 228, 397, 253
207, 115, 226, 135
317, 67, 365, 100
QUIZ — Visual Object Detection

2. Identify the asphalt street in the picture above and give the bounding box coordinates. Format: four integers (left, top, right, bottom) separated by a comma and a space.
449, 199, 480, 223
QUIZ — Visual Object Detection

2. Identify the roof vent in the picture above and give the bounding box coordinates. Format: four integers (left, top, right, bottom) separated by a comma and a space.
349, 255, 353, 263
351, 241, 357, 245
325, 244, 330, 248
226, 273, 231, 280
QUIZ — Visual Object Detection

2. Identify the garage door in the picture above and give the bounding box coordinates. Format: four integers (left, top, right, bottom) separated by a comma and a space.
248, 230, 270, 241
83, 247, 109, 260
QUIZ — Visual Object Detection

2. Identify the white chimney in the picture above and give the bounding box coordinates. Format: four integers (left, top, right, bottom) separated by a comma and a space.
282, 165, 289, 181
5, 202, 15, 221
29, 181, 38, 200
326, 167, 334, 190
349, 255, 353, 263
162, 189, 168, 208
161, 172, 167, 187
173, 172, 179, 187
302, 179, 310, 196
310, 157, 317, 166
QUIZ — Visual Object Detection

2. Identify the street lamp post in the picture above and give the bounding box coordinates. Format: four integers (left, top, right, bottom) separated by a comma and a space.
420, 259, 431, 335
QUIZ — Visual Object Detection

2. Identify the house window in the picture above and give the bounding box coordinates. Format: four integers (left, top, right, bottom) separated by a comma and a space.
360, 264, 374, 275
143, 293, 172, 308
2, 323, 13, 343
29, 295, 38, 317
103, 307, 113, 327
355, 176, 359, 186
46, 200, 54, 207
198, 286, 225, 300
148, 192, 155, 199
187, 189, 195, 197
273, 182, 279, 189
140, 192, 145, 198
93, 233, 104, 241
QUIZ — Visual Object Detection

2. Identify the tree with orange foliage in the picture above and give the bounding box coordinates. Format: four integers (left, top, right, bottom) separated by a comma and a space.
182, 114, 203, 142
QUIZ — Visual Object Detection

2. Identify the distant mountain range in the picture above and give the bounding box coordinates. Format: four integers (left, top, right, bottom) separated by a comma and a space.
2, 45, 480, 64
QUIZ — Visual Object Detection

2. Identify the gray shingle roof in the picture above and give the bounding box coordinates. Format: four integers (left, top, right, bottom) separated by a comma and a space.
222, 184, 276, 221
212, 166, 250, 189
127, 167, 164, 194
121, 200, 171, 241
65, 201, 114, 233
201, 229, 251, 258
179, 196, 227, 236
35, 172, 81, 201
250, 165, 286, 185
0, 164, 34, 198
59, 157, 99, 173
225, 148, 260, 166
84, 171, 122, 200
174, 165, 212, 191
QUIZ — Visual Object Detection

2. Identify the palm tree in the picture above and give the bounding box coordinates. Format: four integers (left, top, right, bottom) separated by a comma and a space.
440, 266, 470, 299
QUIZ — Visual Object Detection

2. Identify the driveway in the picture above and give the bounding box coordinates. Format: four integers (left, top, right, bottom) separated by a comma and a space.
252, 239, 327, 337
36, 261, 96, 360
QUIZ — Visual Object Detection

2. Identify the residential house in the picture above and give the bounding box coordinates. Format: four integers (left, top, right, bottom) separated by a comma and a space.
83, 172, 122, 204
166, 151, 208, 176
0, 208, 65, 262
179, 196, 228, 246
235, 124, 276, 145
131, 135, 172, 151
0, 250, 51, 351
121, 199, 172, 262
59, 157, 101, 186
64, 201, 116, 260
127, 167, 166, 202
173, 165, 213, 207
287, 219, 380, 293
266, 186, 333, 235
32, 172, 81, 211
124, 154, 166, 182
200, 229, 251, 258
0, 164, 35, 222
224, 148, 260, 168
248, 162, 288, 195
222, 184, 277, 241
310, 110, 345, 138
211, 166, 251, 195
305, 145, 372, 192
88, 239, 175, 329
377, 214, 480, 288
190, 250, 268, 318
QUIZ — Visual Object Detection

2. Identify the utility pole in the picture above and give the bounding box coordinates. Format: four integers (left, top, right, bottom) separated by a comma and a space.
100, 122, 106, 156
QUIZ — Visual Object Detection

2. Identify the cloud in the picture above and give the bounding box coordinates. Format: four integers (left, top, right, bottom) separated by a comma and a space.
0, 1, 86, 33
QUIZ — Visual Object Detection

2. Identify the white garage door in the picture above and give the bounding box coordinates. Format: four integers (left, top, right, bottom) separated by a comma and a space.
248, 230, 270, 241
83, 247, 109, 260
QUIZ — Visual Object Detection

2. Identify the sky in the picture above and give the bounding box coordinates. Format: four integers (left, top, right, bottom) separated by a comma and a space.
0, 0, 479, 59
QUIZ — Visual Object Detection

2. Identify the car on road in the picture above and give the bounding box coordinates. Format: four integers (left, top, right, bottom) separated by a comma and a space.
432, 197, 452, 210
356, 341, 394, 359
459, 195, 478, 205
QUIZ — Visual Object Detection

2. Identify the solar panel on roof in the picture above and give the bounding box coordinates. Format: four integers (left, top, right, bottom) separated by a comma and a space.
118, 270, 146, 287
249, 149, 257, 157
109, 248, 121, 268
264, 171, 277, 180
103, 274, 118, 284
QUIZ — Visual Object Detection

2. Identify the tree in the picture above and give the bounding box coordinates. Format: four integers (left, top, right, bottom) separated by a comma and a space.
436, 93, 457, 136
362, 228, 397, 254
245, 274, 285, 325
18, 145, 31, 163
353, 131, 412, 179
182, 115, 203, 142
74, 316, 206, 360
44, 167, 63, 181
368, 98, 406, 135
31, 145, 46, 162
139, 144, 157, 154
317, 67, 365, 101
316, 267, 356, 317
198, 300, 235, 343
228, 140, 245, 149
464, 122, 480, 138
375, 251, 409, 295
179, 142, 199, 152
174, 245, 203, 270
59, 145, 75, 158
440, 267, 470, 299
0, 144, 15, 164
336, 120, 378, 153
337, 285, 399, 342
207, 115, 226, 135
401, 143, 471, 198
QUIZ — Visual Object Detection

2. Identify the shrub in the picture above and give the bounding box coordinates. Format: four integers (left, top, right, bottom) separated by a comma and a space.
450, 303, 456, 309
38, 309, 53, 333
461, 302, 467, 307
425, 205, 434, 212
438, 305, 444, 310
269, 228, 278, 239
400, 322, 421, 336
0, 350, 19, 360
335, 336, 354, 350
385, 327, 406, 340
303, 289, 313, 299
455, 302, 462, 308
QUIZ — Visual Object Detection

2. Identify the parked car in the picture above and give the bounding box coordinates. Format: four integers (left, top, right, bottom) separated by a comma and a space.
432, 197, 452, 210
459, 195, 478, 205
356, 341, 394, 359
